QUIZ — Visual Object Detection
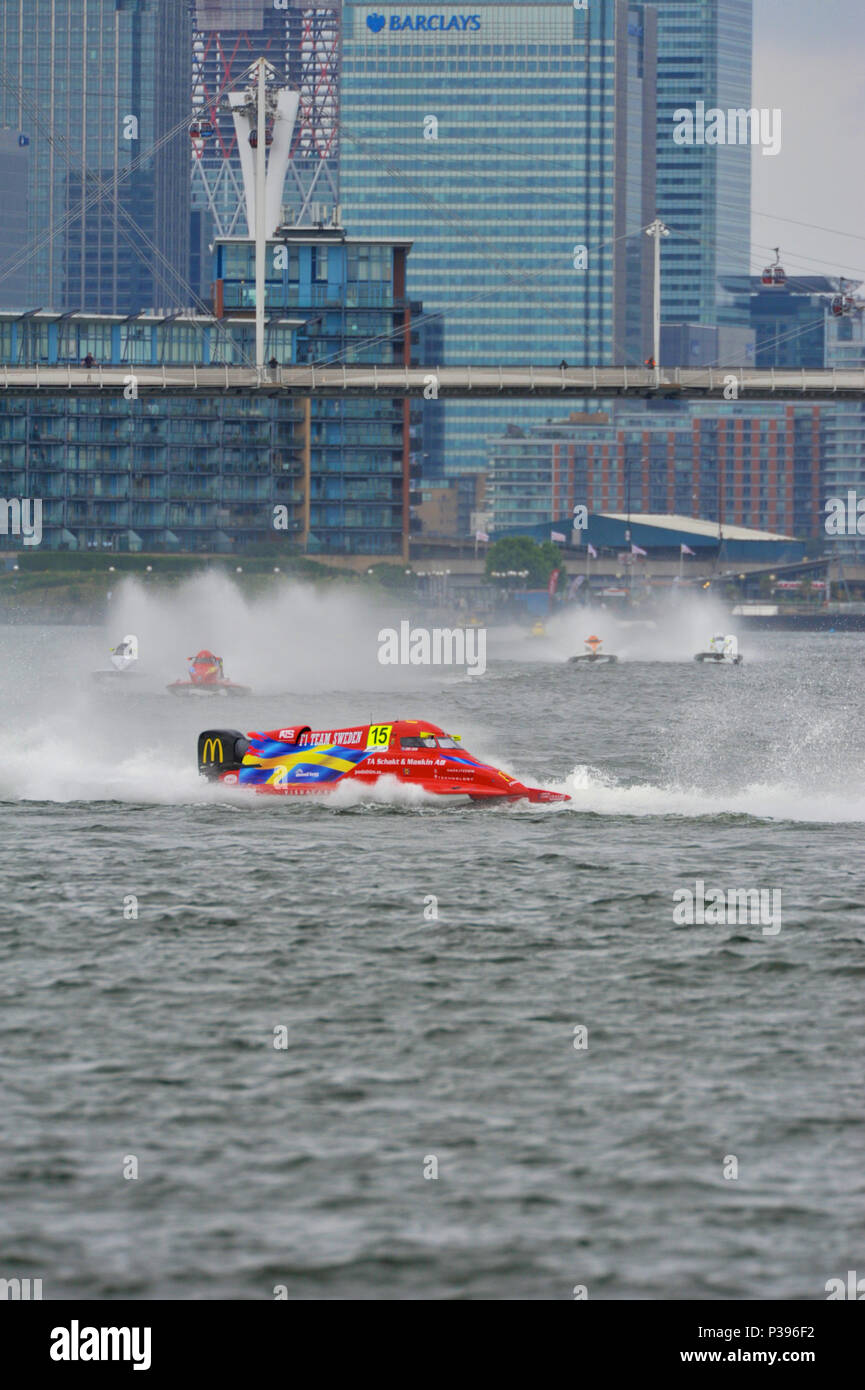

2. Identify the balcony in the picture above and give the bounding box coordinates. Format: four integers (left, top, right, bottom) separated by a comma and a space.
215, 507, 269, 528
67, 504, 131, 524
132, 505, 167, 526
223, 438, 271, 452
169, 484, 220, 502
67, 486, 131, 501
26, 453, 67, 472
221, 457, 270, 475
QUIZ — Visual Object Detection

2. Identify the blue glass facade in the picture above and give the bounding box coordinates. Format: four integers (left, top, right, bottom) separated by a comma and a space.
340, 0, 656, 475
213, 233, 408, 366
0, 130, 30, 309
823, 315, 865, 560
0, 230, 414, 556
652, 0, 753, 324
213, 229, 414, 554
0, 391, 306, 552
0, 0, 190, 313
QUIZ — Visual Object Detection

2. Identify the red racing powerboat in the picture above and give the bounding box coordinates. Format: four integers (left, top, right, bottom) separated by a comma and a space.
168, 649, 251, 698
197, 718, 569, 802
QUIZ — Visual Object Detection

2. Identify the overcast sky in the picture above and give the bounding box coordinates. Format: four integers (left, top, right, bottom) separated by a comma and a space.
751, 0, 865, 285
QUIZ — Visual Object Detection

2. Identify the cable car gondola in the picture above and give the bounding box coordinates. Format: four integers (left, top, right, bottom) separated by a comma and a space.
189, 119, 213, 140
831, 279, 854, 317
248, 130, 274, 149
762, 247, 786, 287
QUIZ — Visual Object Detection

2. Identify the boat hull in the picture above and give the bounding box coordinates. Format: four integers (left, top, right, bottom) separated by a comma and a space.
198, 720, 569, 803
168, 681, 252, 697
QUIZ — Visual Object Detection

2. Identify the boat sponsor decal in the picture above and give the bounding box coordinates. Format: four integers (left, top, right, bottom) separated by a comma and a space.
299, 728, 365, 747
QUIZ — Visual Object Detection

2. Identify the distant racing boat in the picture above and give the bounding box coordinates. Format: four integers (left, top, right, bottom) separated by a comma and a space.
569, 634, 618, 664
694, 634, 743, 665
92, 634, 143, 684
167, 649, 252, 697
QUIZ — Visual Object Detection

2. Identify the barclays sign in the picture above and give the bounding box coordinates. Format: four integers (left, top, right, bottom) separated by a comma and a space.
366, 13, 482, 32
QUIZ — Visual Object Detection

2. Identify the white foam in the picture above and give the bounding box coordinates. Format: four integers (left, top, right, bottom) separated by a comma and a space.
536, 763, 865, 824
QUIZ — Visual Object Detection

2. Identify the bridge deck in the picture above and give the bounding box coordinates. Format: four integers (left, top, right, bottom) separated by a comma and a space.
2, 364, 865, 398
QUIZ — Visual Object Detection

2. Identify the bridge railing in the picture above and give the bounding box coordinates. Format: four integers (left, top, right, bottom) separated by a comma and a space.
2, 362, 865, 397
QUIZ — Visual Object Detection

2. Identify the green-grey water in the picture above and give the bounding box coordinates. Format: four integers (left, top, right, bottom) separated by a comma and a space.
1, 594, 863, 1299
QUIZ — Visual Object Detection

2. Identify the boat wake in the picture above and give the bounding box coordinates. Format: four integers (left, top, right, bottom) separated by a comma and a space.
0, 731, 204, 804
535, 763, 865, 824
5, 740, 863, 823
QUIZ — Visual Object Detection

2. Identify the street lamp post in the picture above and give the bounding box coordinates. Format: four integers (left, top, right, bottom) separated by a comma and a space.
645, 218, 670, 385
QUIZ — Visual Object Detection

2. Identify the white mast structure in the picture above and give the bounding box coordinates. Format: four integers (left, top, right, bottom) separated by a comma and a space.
645, 218, 670, 384
227, 59, 300, 373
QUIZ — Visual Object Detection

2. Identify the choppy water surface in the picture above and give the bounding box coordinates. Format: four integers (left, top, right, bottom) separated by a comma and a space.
1, 597, 863, 1299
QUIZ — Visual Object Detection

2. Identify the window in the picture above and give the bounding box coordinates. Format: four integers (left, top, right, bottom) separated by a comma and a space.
400, 735, 458, 749
312, 247, 328, 283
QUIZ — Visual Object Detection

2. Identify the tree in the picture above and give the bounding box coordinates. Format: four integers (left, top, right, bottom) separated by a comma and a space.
485, 536, 565, 589
536, 540, 566, 589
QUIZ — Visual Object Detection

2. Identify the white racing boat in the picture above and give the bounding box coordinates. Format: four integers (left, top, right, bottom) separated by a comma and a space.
694, 634, 743, 665
92, 634, 144, 684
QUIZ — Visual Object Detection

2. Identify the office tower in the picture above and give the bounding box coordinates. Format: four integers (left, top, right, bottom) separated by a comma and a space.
651, 0, 753, 325
340, 0, 657, 479
823, 310, 865, 560
0, 0, 190, 313
0, 127, 30, 308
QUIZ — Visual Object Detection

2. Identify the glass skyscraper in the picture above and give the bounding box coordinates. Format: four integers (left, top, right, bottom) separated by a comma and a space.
651, 0, 753, 325
0, 128, 30, 308
341, 0, 657, 479
0, 0, 190, 314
